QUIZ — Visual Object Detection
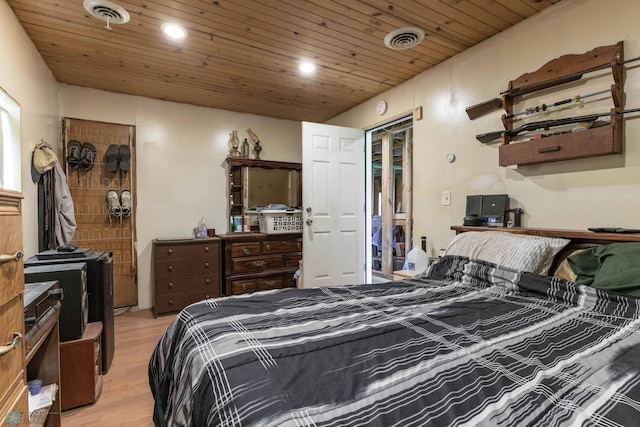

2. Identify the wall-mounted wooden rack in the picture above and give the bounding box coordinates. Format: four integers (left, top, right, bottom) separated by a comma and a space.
498, 42, 625, 167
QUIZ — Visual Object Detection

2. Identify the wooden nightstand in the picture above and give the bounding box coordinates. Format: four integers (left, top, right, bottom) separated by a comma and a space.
59, 322, 102, 411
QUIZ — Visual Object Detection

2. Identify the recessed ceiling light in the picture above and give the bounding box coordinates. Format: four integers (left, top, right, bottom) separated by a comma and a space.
161, 23, 188, 39
298, 61, 316, 75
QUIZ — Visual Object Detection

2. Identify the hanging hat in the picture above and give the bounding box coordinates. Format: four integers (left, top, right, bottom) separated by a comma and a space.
33, 141, 58, 174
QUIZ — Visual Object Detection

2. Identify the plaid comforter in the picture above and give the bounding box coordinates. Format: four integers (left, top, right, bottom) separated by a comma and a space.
149, 256, 640, 427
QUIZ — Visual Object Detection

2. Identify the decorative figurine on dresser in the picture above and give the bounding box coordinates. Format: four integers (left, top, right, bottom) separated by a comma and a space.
152, 236, 222, 316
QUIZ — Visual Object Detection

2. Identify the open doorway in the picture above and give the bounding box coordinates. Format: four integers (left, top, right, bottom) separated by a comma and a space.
368, 115, 413, 280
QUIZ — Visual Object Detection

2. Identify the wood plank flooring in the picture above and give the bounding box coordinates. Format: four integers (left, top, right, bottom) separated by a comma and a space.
61, 309, 175, 426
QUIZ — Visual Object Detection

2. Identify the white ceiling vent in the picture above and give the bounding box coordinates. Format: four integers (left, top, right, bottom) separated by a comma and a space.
83, 0, 130, 29
384, 27, 425, 50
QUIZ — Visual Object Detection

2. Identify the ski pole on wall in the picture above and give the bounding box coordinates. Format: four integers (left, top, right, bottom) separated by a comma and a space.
465, 55, 640, 120
504, 88, 611, 119
475, 107, 640, 143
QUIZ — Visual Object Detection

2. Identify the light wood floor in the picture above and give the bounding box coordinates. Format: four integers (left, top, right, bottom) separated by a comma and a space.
61, 309, 175, 426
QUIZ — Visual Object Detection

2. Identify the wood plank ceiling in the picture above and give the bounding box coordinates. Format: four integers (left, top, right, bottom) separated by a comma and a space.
7, 0, 562, 122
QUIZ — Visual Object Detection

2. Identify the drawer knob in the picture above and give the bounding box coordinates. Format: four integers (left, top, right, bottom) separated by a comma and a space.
205, 262, 210, 268
253, 260, 265, 267
0, 251, 23, 264
168, 282, 174, 289
167, 265, 173, 272
297, 242, 301, 249
265, 280, 276, 286
242, 247, 250, 255
242, 284, 248, 291
265, 244, 271, 251
205, 294, 210, 299
0, 332, 22, 357
168, 299, 174, 306
167, 249, 173, 255
204, 246, 210, 252
205, 278, 210, 284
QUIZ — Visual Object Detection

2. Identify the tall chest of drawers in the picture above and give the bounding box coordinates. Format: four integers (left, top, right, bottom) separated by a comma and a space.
0, 190, 28, 426
220, 233, 302, 296
152, 237, 222, 316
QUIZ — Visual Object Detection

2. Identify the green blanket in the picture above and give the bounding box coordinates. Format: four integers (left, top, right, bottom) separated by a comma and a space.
568, 242, 640, 297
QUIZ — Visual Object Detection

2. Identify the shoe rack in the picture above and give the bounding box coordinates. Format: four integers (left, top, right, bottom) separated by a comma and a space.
63, 118, 138, 308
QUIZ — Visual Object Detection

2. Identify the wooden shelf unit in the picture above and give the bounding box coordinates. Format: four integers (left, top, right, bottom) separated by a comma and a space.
498, 42, 625, 167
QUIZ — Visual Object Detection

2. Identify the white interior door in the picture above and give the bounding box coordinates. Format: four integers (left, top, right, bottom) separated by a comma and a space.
302, 122, 365, 288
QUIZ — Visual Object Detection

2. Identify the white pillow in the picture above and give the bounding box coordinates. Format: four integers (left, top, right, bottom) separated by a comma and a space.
444, 231, 570, 275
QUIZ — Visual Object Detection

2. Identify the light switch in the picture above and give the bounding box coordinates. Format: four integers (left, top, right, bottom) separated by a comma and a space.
441, 190, 451, 206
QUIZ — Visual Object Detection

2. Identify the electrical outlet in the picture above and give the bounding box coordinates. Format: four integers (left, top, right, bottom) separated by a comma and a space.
441, 190, 451, 206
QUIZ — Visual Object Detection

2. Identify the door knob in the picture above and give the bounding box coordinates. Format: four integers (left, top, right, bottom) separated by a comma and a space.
306, 207, 312, 213
306, 218, 313, 225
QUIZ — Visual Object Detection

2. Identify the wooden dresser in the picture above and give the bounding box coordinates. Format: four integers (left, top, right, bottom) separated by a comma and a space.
0, 190, 28, 426
220, 233, 301, 296
152, 237, 222, 316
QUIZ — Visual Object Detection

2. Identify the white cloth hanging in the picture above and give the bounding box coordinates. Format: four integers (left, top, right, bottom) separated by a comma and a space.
53, 161, 77, 245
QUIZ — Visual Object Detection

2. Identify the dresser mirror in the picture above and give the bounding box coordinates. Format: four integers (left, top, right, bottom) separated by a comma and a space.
225, 158, 302, 232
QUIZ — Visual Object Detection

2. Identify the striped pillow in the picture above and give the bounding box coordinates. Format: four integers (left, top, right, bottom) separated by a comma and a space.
444, 231, 570, 275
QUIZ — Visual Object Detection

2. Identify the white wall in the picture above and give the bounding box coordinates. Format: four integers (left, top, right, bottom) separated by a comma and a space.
58, 84, 302, 309
0, 0, 59, 257
328, 0, 640, 257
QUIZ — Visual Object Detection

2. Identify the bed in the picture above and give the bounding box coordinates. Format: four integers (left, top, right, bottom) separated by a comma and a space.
149, 227, 640, 426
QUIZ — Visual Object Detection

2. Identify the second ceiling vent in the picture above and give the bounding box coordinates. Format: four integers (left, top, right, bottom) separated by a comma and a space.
384, 27, 425, 50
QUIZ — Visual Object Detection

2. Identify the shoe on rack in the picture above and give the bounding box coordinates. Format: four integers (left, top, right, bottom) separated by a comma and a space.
106, 190, 122, 217
120, 190, 132, 218
119, 144, 131, 172
79, 142, 97, 171
67, 140, 82, 168
105, 144, 119, 172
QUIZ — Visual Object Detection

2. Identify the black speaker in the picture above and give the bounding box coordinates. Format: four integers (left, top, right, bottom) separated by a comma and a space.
465, 195, 483, 217
481, 194, 509, 227
25, 250, 114, 373
24, 262, 88, 342
464, 195, 483, 225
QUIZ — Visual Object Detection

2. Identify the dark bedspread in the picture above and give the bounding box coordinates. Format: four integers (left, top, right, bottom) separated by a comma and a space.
149, 256, 640, 427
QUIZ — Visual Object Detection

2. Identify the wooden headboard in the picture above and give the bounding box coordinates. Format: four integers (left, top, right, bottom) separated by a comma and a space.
451, 226, 640, 245
452, 226, 640, 275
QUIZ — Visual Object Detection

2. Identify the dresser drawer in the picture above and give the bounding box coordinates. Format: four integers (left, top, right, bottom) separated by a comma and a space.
262, 238, 301, 254
1, 384, 28, 427
155, 291, 215, 314
231, 254, 284, 274
257, 275, 284, 291
0, 295, 25, 405
155, 257, 217, 278
230, 278, 259, 295
154, 240, 219, 262
155, 273, 220, 296
230, 242, 261, 257
0, 210, 23, 308
283, 272, 297, 288
285, 252, 302, 267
